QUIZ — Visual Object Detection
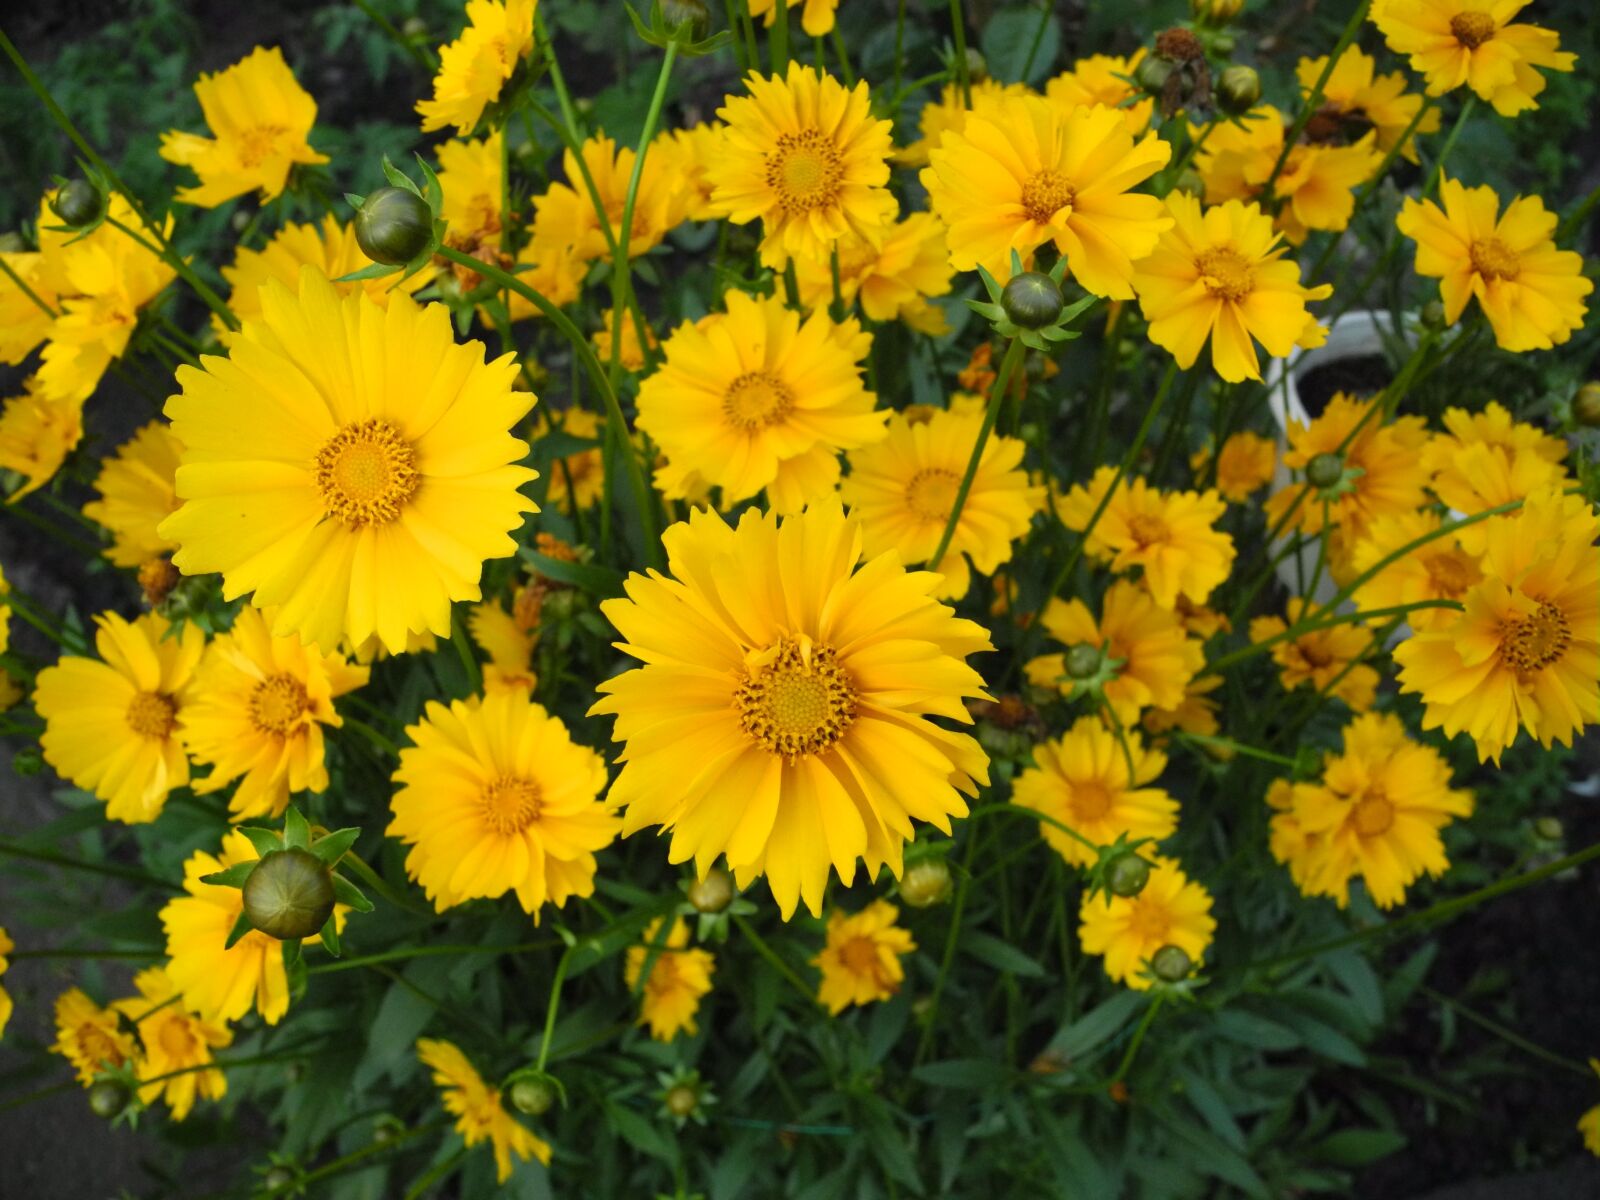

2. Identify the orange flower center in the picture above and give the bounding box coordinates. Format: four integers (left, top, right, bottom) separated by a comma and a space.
250, 673, 310, 736
905, 468, 961, 523
767, 130, 845, 213
1070, 780, 1115, 822
1449, 10, 1497, 49
1021, 169, 1076, 224
1501, 601, 1570, 674
1196, 246, 1256, 301
1126, 512, 1170, 548
1468, 237, 1520, 281
125, 690, 177, 739
735, 638, 858, 761
840, 936, 883, 977
479, 776, 543, 834
1351, 791, 1395, 837
75, 1023, 127, 1071
236, 125, 289, 169
723, 371, 795, 432
157, 1014, 201, 1060
1126, 898, 1172, 944
315, 419, 421, 527
1422, 550, 1476, 597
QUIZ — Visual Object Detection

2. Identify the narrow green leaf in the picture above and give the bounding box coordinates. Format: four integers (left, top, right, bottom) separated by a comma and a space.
1307, 1128, 1407, 1166
238, 826, 282, 857
309, 827, 360, 866
331, 874, 375, 913
199, 862, 256, 889
283, 806, 311, 850
319, 916, 341, 958
223, 909, 254, 950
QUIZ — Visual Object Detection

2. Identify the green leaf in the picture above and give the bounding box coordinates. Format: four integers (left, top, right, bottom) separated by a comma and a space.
319, 916, 340, 958
199, 862, 255, 889
283, 806, 311, 850
333, 262, 402, 284
1213, 1010, 1302, 1052
1307, 1128, 1407, 1166
980, 7, 1061, 86
238, 826, 282, 857
911, 1058, 1012, 1089
521, 548, 626, 598
605, 1102, 674, 1161
331, 873, 375, 913
310, 827, 361, 866
1324, 949, 1385, 1026
343, 192, 366, 210
959, 930, 1045, 978
381, 154, 420, 196
223, 909, 254, 950
1046, 990, 1144, 1062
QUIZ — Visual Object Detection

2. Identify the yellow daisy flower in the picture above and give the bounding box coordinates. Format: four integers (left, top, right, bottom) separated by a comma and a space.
52, 987, 139, 1085
1142, 673, 1223, 742
181, 605, 369, 821
653, 123, 724, 224
625, 917, 716, 1039
1058, 466, 1236, 609
812, 900, 916, 1014
1421, 401, 1569, 530
159, 47, 328, 206
1132, 193, 1332, 383
0, 927, 11, 1038
418, 1038, 552, 1183
1249, 597, 1380, 711
112, 967, 232, 1120
159, 268, 537, 655
1581, 1102, 1600, 1157
792, 211, 955, 333
1191, 430, 1277, 502
539, 406, 605, 512
0, 248, 56, 366
1396, 489, 1599, 763
1397, 178, 1591, 353
530, 131, 677, 267
388, 687, 618, 916
1079, 856, 1215, 989
748, 0, 838, 34
467, 598, 538, 692
838, 408, 1042, 600
921, 94, 1172, 291
1045, 49, 1154, 134
34, 611, 204, 824
636, 289, 884, 513
1296, 46, 1441, 163
1348, 509, 1484, 633
1374, 0, 1575, 115
438, 130, 505, 248
590, 504, 992, 919
81, 421, 183, 569
0, 377, 82, 500
709, 63, 897, 269
1025, 579, 1204, 723
416, 0, 536, 135
895, 78, 1028, 168
1013, 715, 1177, 868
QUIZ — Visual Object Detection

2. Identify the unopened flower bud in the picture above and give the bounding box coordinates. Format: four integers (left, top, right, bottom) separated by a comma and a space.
510, 1077, 557, 1116
1151, 944, 1193, 982
401, 17, 429, 38
687, 866, 733, 913
1573, 382, 1600, 427
1107, 854, 1151, 898
660, 0, 709, 38
964, 48, 989, 84
1190, 0, 1243, 23
1001, 271, 1064, 329
1064, 643, 1103, 680
1135, 55, 1175, 96
665, 1085, 699, 1118
1306, 451, 1344, 490
1216, 65, 1260, 115
355, 187, 432, 266
900, 859, 953, 908
263, 1165, 296, 1191
51, 178, 105, 228
1533, 816, 1564, 841
242, 848, 336, 940
88, 1078, 132, 1119
1419, 299, 1449, 331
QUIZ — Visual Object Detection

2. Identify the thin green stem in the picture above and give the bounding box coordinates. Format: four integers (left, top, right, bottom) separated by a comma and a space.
829, 27, 854, 85
0, 253, 58, 317
771, 0, 789, 74
1417, 984, 1591, 1077
1109, 995, 1164, 1084
351, 0, 438, 71
307, 940, 558, 975
732, 914, 816, 1006
403, 1147, 468, 1200
1202, 599, 1461, 677
1173, 731, 1300, 768
341, 850, 431, 916
1260, 1, 1372, 202
930, 338, 1025, 569
535, 943, 576, 1071
947, 0, 971, 105
1424, 96, 1475, 197
259, 1120, 449, 1199
0, 837, 179, 890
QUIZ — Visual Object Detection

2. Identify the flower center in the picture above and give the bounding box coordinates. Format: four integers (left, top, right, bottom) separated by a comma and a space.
77, 1024, 127, 1070
157, 1015, 200, 1059
314, 419, 421, 528
734, 638, 858, 761
1422, 550, 1477, 596
645, 951, 681, 995
1196, 246, 1256, 301
766, 130, 845, 213
125, 690, 177, 739
1449, 10, 1497, 49
1351, 792, 1395, 837
1021, 169, 1076, 224
479, 776, 543, 834
1126, 512, 1170, 549
904, 468, 961, 523
237, 125, 288, 169
1070, 780, 1115, 822
840, 936, 882, 977
1126, 898, 1172, 943
249, 673, 310, 736
1501, 601, 1570, 674
1468, 237, 1520, 281
723, 371, 795, 432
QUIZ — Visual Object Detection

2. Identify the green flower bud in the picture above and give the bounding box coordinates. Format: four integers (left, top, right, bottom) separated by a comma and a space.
1419, 299, 1449, 331
665, 1085, 699, 1119
242, 848, 336, 940
510, 1077, 557, 1116
51, 178, 105, 229
1573, 382, 1600, 428
1001, 271, 1064, 329
401, 16, 428, 38
1151, 944, 1193, 982
964, 48, 989, 84
900, 859, 953, 908
1065, 643, 1103, 680
687, 866, 734, 913
1135, 55, 1175, 96
1533, 816, 1564, 841
1306, 451, 1344, 490
263, 1165, 296, 1190
1107, 854, 1151, 898
354, 187, 433, 266
660, 0, 709, 38
1216, 65, 1260, 115
88, 1078, 132, 1119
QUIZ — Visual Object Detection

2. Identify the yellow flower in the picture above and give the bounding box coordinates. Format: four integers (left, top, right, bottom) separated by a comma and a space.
637, 289, 884, 513
921, 94, 1171, 291
1374, 0, 1575, 115
593, 308, 656, 374
625, 917, 716, 1039
1296, 46, 1440, 163
1395, 489, 1599, 763
895, 78, 1028, 168
748, 0, 839, 35
438, 130, 505, 247
653, 123, 724, 224
416, 0, 537, 135
0, 927, 10, 1038
159, 47, 328, 206
792, 211, 955, 333
1191, 430, 1277, 502
468, 598, 538, 692
181, 606, 369, 821
839, 408, 1042, 600
388, 688, 618, 916
591, 504, 991, 919
0, 249, 56, 365
1582, 1103, 1600, 1157
0, 376, 82, 500
812, 900, 916, 1014
1013, 715, 1177, 868
52, 987, 139, 1085
538, 406, 605, 512
34, 611, 203, 824
1142, 673, 1223, 742
1249, 597, 1380, 711
160, 268, 537, 655
81, 420, 183, 568
1079, 856, 1215, 989
1421, 401, 1569, 531
1133, 193, 1331, 383
0, 563, 10, 657
1045, 50, 1154, 134
1348, 509, 1484, 633
112, 967, 232, 1120
1397, 179, 1591, 353
1273, 713, 1472, 908
1025, 579, 1204, 723
418, 1038, 551, 1183
1058, 467, 1236, 609
709, 64, 896, 269
530, 131, 677, 267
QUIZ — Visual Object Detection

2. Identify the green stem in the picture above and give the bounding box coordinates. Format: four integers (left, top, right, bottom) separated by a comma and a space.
307, 940, 560, 975
1109, 994, 1164, 1084
534, 943, 576, 1072
0, 837, 179, 890
1417, 984, 1591, 1077
0, 253, 58, 318
403, 1147, 468, 1200
914, 827, 979, 1066
732, 914, 816, 1005
1260, 1, 1372, 202
351, 0, 438, 71
261, 1120, 449, 1199
1173, 731, 1299, 768
1202, 599, 1461, 677
341, 850, 430, 916
1424, 96, 1475, 197
929, 338, 1025, 569
829, 27, 854, 85
771, 0, 789, 73
947, 0, 971, 105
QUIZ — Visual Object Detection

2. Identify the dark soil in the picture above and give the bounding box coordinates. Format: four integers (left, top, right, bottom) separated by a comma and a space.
1297, 354, 1394, 418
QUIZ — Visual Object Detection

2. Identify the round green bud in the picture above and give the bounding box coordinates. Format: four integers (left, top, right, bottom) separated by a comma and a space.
1306, 451, 1344, 490
660, 0, 709, 38
354, 187, 433, 266
51, 178, 105, 228
1134, 55, 1175, 96
1064, 643, 1103, 680
1150, 944, 1193, 982
1573, 382, 1600, 428
401, 16, 428, 38
665, 1085, 699, 1118
242, 848, 336, 941
1216, 65, 1261, 115
900, 859, 953, 908
1106, 854, 1151, 898
1419, 299, 1449, 331
964, 48, 989, 84
263, 1165, 296, 1190
1533, 816, 1564, 841
687, 866, 734, 913
1001, 271, 1064, 329
510, 1077, 557, 1116
88, 1078, 132, 1119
